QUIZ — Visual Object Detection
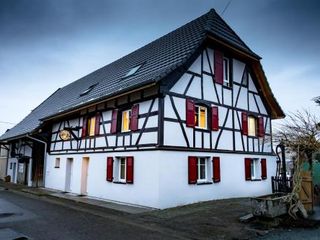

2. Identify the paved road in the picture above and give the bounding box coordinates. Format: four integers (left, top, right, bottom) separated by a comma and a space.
0, 189, 184, 240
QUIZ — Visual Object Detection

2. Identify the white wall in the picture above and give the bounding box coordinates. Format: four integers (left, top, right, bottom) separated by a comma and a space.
45, 150, 276, 209
157, 151, 276, 209
45, 151, 160, 208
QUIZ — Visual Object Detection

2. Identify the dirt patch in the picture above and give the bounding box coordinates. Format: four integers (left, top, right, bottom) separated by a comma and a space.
135, 198, 260, 240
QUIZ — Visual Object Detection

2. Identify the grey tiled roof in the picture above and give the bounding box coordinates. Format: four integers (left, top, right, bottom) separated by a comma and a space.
0, 9, 259, 141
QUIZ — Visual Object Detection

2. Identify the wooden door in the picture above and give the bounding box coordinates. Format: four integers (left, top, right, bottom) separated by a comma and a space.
299, 171, 313, 212
80, 157, 89, 195
65, 158, 73, 192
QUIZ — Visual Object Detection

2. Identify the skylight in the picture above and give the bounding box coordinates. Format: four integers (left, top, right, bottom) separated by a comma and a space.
124, 64, 143, 78
79, 83, 98, 97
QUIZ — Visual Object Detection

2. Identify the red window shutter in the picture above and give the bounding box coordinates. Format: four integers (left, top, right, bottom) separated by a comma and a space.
261, 158, 267, 180
106, 157, 113, 182
130, 104, 139, 131
110, 109, 118, 134
214, 50, 223, 84
211, 106, 219, 131
241, 112, 248, 135
245, 158, 252, 181
82, 117, 88, 138
188, 156, 197, 184
212, 157, 221, 183
95, 113, 101, 135
258, 117, 265, 137
186, 99, 195, 127
126, 157, 134, 184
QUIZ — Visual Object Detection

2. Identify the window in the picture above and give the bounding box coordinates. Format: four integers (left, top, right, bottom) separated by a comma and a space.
55, 158, 60, 168
82, 113, 100, 138
245, 158, 267, 181
121, 109, 132, 132
197, 157, 208, 182
188, 156, 220, 184
195, 105, 207, 129
250, 158, 260, 180
248, 116, 257, 136
119, 157, 126, 182
87, 116, 96, 136
80, 84, 98, 97
124, 64, 143, 78
111, 157, 134, 184
223, 57, 232, 87
10, 163, 12, 169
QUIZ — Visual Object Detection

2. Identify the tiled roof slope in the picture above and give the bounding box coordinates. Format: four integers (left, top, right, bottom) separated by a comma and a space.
0, 9, 264, 141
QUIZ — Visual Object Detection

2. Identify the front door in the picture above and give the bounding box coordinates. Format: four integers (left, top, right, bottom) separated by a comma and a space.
80, 157, 89, 195
65, 158, 73, 192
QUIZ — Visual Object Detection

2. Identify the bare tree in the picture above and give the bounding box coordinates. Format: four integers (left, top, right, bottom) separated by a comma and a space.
274, 110, 320, 168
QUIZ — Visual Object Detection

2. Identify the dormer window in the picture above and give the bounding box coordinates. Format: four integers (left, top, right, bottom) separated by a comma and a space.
80, 84, 98, 97
124, 64, 143, 78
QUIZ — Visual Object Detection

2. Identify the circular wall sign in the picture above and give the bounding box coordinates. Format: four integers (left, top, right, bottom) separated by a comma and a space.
59, 130, 71, 141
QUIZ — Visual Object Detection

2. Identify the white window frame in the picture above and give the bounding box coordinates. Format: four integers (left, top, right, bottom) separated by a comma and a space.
248, 116, 257, 137
223, 57, 230, 87
195, 105, 207, 129
250, 158, 261, 180
114, 157, 127, 183
196, 157, 211, 183
121, 109, 132, 133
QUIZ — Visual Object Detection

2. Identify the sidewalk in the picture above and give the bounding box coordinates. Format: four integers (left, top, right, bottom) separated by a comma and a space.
0, 181, 154, 214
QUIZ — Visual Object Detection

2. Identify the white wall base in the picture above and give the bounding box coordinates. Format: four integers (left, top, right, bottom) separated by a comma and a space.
45, 150, 276, 209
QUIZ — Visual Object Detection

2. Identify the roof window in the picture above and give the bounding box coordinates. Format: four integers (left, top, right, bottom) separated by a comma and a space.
124, 64, 143, 78
80, 83, 98, 97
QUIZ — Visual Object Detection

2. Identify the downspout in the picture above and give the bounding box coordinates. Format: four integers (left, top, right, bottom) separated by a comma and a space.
26, 135, 47, 187
5, 145, 9, 177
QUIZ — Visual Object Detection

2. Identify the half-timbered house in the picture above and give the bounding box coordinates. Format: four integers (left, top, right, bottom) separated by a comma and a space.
0, 9, 284, 208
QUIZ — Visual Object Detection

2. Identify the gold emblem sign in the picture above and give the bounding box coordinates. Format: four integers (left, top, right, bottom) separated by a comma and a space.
59, 130, 71, 141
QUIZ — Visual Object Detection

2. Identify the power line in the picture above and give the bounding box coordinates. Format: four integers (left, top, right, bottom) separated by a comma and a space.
0, 121, 16, 125
221, 0, 232, 16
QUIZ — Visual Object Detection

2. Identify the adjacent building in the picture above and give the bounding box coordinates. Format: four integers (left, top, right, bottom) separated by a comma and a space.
0, 9, 284, 208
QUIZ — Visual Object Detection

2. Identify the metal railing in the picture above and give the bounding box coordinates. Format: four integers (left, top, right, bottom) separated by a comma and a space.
271, 176, 293, 193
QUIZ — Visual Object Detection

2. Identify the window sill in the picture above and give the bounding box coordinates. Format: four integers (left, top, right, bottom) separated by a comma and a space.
250, 179, 261, 182
113, 181, 127, 185
54, 167, 60, 169
223, 84, 232, 89
196, 181, 213, 185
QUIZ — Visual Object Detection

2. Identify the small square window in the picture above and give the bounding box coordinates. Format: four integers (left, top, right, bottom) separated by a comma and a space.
55, 158, 60, 168
248, 116, 257, 136
195, 105, 207, 129
121, 110, 132, 132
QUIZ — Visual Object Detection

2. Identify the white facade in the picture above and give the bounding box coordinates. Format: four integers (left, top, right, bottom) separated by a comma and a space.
43, 46, 278, 209
6, 141, 33, 186
45, 151, 276, 209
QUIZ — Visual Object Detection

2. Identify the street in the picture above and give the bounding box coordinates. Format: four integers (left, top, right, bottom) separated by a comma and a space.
0, 189, 183, 240
1, 187, 320, 240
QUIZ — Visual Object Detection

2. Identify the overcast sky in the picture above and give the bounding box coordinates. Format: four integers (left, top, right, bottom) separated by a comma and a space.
0, 0, 319, 134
